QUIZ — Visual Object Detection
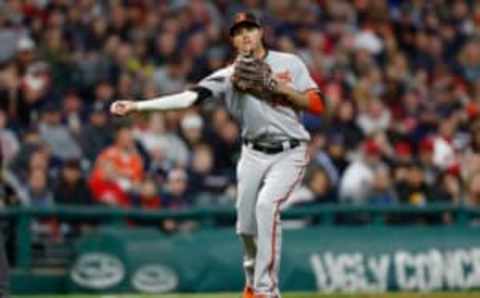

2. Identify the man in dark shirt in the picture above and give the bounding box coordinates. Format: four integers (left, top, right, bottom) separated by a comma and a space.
78, 101, 113, 163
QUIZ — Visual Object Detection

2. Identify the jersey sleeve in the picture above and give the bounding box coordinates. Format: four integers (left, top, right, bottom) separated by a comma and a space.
293, 56, 318, 92
197, 67, 231, 100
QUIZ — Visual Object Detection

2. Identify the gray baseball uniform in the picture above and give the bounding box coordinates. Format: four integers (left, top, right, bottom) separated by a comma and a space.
198, 50, 317, 297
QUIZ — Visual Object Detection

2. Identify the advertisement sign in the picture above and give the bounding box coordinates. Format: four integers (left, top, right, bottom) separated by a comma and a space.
68, 226, 480, 293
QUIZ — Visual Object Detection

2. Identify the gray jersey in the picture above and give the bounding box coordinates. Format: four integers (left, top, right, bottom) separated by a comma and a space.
198, 50, 318, 142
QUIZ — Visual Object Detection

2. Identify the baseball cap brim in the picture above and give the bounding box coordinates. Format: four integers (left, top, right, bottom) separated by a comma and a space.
229, 21, 261, 36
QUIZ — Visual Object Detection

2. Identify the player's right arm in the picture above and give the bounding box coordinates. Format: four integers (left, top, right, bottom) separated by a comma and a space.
110, 89, 209, 116
110, 67, 231, 116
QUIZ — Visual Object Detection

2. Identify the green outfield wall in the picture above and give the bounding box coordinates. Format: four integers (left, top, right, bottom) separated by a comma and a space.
65, 225, 480, 294
4, 205, 480, 294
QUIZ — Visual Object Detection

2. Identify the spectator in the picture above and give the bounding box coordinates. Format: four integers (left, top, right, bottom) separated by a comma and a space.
88, 121, 144, 207
153, 55, 187, 93
93, 80, 115, 104
9, 130, 48, 181
0, 61, 21, 122
0, 167, 20, 208
458, 39, 480, 83
390, 90, 424, 139
25, 169, 53, 208
78, 101, 113, 164
15, 36, 36, 75
325, 133, 349, 178
54, 159, 92, 206
19, 61, 59, 127
368, 166, 398, 206
135, 176, 162, 210
38, 103, 82, 161
161, 168, 192, 210
432, 117, 459, 171
180, 112, 205, 149
115, 72, 136, 100
425, 171, 463, 224
418, 137, 439, 187
393, 141, 413, 164
184, 30, 210, 82
26, 167, 60, 243
188, 143, 232, 205
466, 172, 480, 207
40, 26, 73, 91
311, 132, 340, 186
330, 100, 364, 150
61, 90, 84, 136
0, 110, 19, 167
152, 31, 178, 66
339, 139, 385, 204
160, 167, 198, 232
395, 162, 432, 207
356, 98, 392, 135
469, 121, 480, 154
135, 113, 189, 168
431, 173, 463, 205
210, 118, 241, 173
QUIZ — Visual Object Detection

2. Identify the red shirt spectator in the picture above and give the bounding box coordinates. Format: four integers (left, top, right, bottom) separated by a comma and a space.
89, 124, 144, 207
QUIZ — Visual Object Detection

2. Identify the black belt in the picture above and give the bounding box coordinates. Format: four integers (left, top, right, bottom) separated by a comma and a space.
243, 139, 301, 154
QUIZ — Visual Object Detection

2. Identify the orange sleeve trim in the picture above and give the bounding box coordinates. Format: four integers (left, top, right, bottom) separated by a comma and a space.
307, 90, 324, 115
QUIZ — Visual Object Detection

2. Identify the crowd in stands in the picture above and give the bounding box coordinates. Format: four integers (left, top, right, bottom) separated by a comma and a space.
2, 0, 480, 219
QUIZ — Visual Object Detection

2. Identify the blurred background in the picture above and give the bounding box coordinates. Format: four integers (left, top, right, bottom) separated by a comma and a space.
1, 0, 480, 296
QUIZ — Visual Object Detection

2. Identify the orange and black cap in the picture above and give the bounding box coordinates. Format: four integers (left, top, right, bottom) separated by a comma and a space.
229, 12, 262, 36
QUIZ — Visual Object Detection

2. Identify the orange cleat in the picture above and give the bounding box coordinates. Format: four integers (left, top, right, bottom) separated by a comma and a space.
242, 286, 254, 298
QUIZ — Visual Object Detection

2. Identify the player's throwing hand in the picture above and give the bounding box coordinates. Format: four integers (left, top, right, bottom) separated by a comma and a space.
110, 100, 137, 116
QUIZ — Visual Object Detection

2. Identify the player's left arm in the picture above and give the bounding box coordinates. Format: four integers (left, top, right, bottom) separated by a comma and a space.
272, 56, 327, 115
274, 83, 326, 115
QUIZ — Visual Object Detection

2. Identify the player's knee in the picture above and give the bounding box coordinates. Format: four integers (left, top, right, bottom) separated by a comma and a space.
236, 221, 255, 235
256, 199, 273, 214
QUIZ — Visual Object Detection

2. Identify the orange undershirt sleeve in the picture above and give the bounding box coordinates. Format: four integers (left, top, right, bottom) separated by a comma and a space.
307, 90, 325, 115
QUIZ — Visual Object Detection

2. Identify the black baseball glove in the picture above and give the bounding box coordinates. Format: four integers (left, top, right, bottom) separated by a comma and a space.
232, 55, 278, 100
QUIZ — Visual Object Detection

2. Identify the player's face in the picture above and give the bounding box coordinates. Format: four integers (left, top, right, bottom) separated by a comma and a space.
231, 24, 263, 55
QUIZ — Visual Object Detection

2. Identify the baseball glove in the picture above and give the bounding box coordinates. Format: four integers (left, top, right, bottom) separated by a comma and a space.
232, 55, 277, 99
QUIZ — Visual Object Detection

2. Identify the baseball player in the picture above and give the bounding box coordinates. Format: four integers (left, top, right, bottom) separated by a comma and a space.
110, 12, 326, 298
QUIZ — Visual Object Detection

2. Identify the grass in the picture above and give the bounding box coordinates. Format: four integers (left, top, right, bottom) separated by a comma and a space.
12, 292, 480, 298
